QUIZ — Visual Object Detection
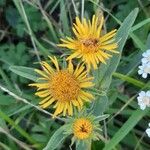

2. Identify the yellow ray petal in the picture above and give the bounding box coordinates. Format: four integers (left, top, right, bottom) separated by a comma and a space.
29, 83, 49, 89
35, 69, 49, 79
79, 76, 94, 83
80, 91, 94, 99
67, 52, 81, 60
40, 98, 55, 108
98, 50, 111, 59
80, 81, 94, 88
100, 29, 117, 42
97, 52, 106, 63
68, 102, 73, 116
74, 64, 85, 77
72, 99, 79, 106
75, 17, 85, 34
76, 71, 87, 81
35, 90, 50, 97
96, 16, 104, 38
39, 96, 53, 105
63, 102, 68, 116
53, 103, 62, 116
77, 97, 83, 107
41, 61, 54, 74
68, 60, 74, 74
49, 56, 60, 71
100, 42, 118, 49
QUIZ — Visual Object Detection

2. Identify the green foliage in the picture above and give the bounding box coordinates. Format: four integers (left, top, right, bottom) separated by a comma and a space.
43, 125, 69, 150
0, 0, 150, 150
0, 42, 30, 83
5, 4, 47, 37
9, 66, 38, 82
93, 8, 139, 116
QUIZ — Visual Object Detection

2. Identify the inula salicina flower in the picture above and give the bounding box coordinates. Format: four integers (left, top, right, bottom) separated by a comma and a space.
138, 49, 150, 78
137, 91, 150, 110
64, 111, 102, 145
58, 15, 118, 71
29, 56, 94, 117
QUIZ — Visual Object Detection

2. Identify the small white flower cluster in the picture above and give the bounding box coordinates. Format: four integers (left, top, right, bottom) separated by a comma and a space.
137, 91, 150, 138
137, 50, 150, 138
138, 49, 150, 78
146, 123, 150, 137
137, 91, 150, 110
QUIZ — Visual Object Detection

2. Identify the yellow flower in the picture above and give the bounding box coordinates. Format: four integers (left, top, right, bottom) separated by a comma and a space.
63, 112, 104, 144
58, 15, 118, 71
73, 118, 93, 140
29, 56, 94, 117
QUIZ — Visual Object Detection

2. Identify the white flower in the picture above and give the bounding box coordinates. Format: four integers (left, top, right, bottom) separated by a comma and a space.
142, 49, 150, 64
146, 123, 150, 137
137, 91, 150, 110
138, 63, 150, 78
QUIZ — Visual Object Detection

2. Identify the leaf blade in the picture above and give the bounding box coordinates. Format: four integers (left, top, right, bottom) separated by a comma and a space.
9, 66, 38, 81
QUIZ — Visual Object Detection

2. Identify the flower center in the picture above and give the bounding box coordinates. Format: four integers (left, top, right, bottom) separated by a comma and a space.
143, 96, 150, 106
50, 70, 80, 102
144, 66, 150, 74
81, 38, 99, 53
73, 118, 93, 140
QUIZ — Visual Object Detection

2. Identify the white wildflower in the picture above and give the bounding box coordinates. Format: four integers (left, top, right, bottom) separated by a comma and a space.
138, 63, 150, 78
137, 91, 150, 110
142, 49, 150, 64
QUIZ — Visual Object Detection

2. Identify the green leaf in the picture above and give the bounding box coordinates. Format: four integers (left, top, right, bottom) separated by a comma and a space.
5, 6, 20, 28
94, 114, 109, 122
103, 108, 149, 150
146, 33, 150, 49
131, 18, 150, 32
60, 0, 71, 36
43, 125, 68, 150
93, 8, 139, 116
76, 141, 91, 150
100, 8, 139, 89
9, 66, 38, 81
93, 95, 108, 116
0, 93, 15, 105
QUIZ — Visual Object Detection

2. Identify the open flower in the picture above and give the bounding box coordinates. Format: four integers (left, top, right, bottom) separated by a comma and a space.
73, 118, 93, 140
63, 111, 108, 146
138, 63, 150, 78
58, 15, 118, 71
146, 123, 150, 137
142, 49, 150, 64
29, 56, 94, 117
137, 91, 150, 110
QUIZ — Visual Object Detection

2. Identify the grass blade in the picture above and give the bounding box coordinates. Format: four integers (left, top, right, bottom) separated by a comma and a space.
103, 108, 149, 150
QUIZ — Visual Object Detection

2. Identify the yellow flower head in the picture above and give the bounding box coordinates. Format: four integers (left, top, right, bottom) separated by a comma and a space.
73, 118, 93, 140
29, 56, 94, 117
58, 15, 118, 71
63, 111, 105, 144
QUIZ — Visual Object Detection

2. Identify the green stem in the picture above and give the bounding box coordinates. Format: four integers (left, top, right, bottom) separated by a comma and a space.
113, 72, 145, 88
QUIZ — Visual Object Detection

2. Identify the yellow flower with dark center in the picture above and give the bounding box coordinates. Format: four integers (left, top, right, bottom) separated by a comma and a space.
73, 118, 93, 140
58, 15, 118, 71
29, 56, 94, 117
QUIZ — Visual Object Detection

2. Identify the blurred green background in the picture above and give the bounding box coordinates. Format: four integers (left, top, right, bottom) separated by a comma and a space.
0, 0, 150, 150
